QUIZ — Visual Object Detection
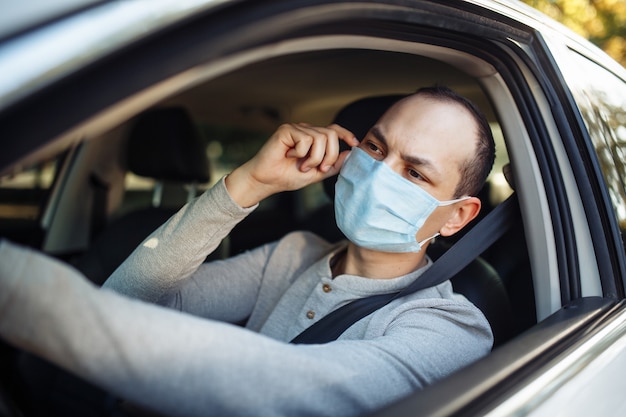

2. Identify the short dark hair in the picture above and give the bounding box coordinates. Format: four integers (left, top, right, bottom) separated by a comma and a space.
414, 85, 496, 197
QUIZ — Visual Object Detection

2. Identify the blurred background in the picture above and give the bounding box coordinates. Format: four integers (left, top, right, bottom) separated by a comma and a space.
523, 0, 626, 67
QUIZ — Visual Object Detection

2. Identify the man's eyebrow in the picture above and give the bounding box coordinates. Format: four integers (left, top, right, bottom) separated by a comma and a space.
370, 126, 387, 147
371, 126, 441, 180
403, 154, 441, 180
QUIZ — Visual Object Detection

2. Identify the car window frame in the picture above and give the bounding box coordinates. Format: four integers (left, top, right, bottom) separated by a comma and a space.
548, 40, 626, 296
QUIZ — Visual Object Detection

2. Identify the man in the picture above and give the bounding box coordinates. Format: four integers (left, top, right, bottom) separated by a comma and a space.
0, 86, 495, 416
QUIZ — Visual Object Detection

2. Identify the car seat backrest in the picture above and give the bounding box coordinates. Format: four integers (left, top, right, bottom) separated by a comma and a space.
314, 93, 515, 347
76, 107, 212, 285
127, 107, 209, 183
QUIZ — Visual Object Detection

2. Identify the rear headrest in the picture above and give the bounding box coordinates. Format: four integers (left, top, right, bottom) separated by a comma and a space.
324, 94, 406, 199
333, 95, 407, 139
127, 107, 210, 183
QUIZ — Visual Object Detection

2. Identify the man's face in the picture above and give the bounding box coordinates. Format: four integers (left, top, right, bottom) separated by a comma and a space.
357, 94, 478, 242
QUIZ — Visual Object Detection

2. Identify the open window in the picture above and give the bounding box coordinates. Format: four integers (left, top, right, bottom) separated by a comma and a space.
0, 152, 67, 247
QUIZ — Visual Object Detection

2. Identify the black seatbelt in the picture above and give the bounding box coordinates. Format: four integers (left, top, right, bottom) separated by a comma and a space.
89, 173, 109, 241
290, 193, 518, 344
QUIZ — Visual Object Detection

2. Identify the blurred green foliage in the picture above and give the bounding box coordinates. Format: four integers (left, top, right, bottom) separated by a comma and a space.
523, 0, 626, 67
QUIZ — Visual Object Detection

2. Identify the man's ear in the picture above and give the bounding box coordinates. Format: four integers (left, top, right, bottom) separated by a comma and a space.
439, 197, 481, 237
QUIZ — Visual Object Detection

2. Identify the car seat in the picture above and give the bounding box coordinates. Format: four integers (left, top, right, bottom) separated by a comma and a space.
305, 94, 516, 347
76, 107, 211, 286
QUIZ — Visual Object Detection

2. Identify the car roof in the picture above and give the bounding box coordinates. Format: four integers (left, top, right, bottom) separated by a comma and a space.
0, 0, 108, 41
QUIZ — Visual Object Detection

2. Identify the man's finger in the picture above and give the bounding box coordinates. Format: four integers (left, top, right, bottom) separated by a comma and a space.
285, 126, 314, 159
328, 123, 359, 147
321, 149, 351, 178
318, 128, 339, 173
300, 130, 328, 172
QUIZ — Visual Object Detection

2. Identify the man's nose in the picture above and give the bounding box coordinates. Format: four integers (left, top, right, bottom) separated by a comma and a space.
380, 155, 403, 176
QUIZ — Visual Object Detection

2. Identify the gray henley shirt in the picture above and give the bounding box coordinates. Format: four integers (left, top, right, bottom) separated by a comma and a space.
0, 177, 492, 417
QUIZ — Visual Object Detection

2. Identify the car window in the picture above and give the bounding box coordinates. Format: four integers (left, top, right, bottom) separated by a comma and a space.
0, 154, 64, 246
558, 51, 626, 249
0, 161, 56, 218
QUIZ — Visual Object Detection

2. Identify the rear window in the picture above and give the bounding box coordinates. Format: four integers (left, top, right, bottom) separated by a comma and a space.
0, 155, 63, 246
0, 162, 55, 218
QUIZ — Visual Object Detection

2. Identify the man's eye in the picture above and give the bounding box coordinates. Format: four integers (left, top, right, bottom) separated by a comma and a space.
366, 142, 382, 154
408, 169, 423, 181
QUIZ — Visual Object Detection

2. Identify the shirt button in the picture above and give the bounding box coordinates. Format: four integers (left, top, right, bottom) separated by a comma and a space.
306, 310, 315, 319
322, 284, 332, 293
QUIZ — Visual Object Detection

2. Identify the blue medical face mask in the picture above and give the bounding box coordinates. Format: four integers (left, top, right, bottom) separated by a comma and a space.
334, 147, 469, 253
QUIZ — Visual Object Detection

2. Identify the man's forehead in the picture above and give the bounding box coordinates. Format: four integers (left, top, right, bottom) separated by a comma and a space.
374, 96, 477, 180
383, 94, 473, 125
377, 97, 478, 152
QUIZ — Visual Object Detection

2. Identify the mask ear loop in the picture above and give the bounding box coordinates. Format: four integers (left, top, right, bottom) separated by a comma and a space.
423, 195, 472, 246
420, 196, 470, 249
418, 232, 440, 247
438, 195, 471, 206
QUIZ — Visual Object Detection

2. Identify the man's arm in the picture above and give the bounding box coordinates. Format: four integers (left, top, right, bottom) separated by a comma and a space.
102, 177, 258, 303
0, 240, 490, 417
104, 123, 358, 303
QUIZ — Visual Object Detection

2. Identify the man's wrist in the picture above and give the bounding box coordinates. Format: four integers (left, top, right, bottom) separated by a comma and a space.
224, 164, 274, 208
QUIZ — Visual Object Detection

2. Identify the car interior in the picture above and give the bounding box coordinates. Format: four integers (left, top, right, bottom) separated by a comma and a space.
0, 42, 551, 416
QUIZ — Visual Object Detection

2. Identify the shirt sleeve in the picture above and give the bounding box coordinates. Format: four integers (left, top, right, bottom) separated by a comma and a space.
103, 176, 257, 303
156, 242, 277, 324
0, 240, 491, 417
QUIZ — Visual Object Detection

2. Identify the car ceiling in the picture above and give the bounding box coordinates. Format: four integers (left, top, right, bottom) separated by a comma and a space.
162, 49, 494, 133
0, 47, 497, 175
0, 0, 107, 40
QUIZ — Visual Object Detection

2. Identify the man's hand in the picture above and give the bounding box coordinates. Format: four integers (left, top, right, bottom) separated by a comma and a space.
225, 123, 358, 208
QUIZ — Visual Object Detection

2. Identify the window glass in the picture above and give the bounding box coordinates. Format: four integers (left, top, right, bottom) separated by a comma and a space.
558, 50, 626, 241
0, 156, 63, 246
0, 158, 59, 220
487, 122, 514, 204
200, 124, 268, 186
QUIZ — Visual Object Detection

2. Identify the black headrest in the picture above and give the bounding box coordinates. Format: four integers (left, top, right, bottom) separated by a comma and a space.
333, 95, 406, 138
324, 95, 406, 199
127, 107, 210, 183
